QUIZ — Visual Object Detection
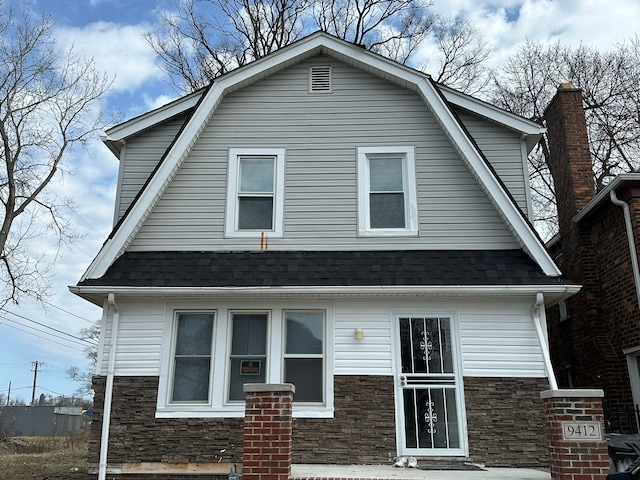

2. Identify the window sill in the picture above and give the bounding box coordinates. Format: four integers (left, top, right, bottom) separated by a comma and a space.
224, 230, 283, 238
155, 405, 334, 419
358, 229, 419, 237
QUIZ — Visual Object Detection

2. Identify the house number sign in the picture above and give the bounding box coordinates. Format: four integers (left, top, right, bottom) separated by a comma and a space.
240, 360, 261, 375
561, 421, 602, 441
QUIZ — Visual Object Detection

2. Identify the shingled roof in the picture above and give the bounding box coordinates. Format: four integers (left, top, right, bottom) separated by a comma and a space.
78, 250, 572, 288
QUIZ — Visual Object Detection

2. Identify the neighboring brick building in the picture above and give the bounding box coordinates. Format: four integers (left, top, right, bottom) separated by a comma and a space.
545, 83, 640, 432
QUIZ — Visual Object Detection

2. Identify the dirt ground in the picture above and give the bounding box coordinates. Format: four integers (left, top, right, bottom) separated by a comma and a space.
0, 433, 91, 480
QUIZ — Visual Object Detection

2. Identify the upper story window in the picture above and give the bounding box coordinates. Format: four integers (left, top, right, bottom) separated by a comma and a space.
225, 148, 285, 237
357, 146, 418, 236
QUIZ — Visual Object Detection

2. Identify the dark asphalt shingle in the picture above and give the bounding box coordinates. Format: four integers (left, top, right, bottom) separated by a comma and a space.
78, 250, 572, 288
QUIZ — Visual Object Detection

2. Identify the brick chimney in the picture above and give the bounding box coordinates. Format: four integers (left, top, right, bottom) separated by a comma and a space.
543, 83, 595, 236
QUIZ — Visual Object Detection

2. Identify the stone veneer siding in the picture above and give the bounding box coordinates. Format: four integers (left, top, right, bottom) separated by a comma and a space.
90, 374, 549, 474
464, 377, 550, 467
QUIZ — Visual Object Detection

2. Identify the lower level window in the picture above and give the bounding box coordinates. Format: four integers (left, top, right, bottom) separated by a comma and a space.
284, 311, 324, 402
171, 313, 214, 402
162, 306, 330, 415
229, 312, 268, 401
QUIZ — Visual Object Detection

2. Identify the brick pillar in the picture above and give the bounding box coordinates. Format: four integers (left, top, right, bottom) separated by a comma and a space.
243, 383, 295, 480
541, 389, 610, 480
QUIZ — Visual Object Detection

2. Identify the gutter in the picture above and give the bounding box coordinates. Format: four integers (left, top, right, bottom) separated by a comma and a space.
99, 293, 119, 480
532, 292, 558, 390
610, 190, 640, 310
70, 284, 581, 307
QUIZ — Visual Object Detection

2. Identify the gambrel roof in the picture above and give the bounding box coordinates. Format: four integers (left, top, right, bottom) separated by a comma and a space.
81, 31, 560, 283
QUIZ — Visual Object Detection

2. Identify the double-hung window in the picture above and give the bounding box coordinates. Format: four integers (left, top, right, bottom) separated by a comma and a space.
225, 148, 285, 237
357, 146, 418, 235
228, 312, 268, 401
283, 311, 324, 403
170, 313, 215, 402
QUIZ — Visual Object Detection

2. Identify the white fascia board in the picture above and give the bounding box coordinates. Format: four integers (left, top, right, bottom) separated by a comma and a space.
574, 173, 640, 223
82, 82, 226, 281
70, 283, 581, 300
417, 79, 562, 277
104, 91, 203, 142
439, 86, 545, 153
439, 86, 545, 135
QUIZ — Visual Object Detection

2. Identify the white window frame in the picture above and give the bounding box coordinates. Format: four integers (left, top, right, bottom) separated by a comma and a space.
168, 311, 216, 404
357, 146, 418, 236
282, 310, 326, 405
225, 148, 285, 237
156, 301, 334, 419
226, 310, 271, 403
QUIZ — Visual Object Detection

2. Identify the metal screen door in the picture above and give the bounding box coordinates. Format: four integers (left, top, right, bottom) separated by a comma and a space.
395, 316, 466, 455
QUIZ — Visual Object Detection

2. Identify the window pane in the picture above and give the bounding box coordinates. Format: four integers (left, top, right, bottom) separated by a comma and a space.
231, 314, 267, 355
370, 193, 405, 228
175, 313, 214, 355
172, 357, 210, 401
238, 197, 273, 230
229, 313, 268, 401
285, 312, 323, 354
239, 157, 274, 193
369, 157, 403, 191
284, 358, 323, 402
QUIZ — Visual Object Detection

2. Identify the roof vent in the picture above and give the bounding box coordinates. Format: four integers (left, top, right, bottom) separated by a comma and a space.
309, 65, 332, 93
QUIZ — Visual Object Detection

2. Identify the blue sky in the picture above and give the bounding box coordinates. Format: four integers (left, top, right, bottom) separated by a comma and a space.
1, 0, 639, 404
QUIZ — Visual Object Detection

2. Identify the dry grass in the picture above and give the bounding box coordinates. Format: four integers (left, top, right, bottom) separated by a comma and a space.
0, 432, 90, 480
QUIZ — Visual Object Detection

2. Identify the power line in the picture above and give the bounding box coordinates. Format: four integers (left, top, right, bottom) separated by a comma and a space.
0, 321, 88, 353
0, 316, 94, 348
2, 310, 97, 345
38, 297, 98, 324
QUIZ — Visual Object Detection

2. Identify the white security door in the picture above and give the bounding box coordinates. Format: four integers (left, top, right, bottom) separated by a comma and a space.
395, 315, 467, 456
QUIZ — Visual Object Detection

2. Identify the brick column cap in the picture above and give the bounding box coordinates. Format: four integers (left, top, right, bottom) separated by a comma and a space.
540, 388, 604, 399
243, 383, 296, 393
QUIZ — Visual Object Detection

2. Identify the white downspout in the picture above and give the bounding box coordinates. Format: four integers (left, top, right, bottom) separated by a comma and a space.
99, 292, 119, 480
533, 292, 558, 390
610, 190, 640, 310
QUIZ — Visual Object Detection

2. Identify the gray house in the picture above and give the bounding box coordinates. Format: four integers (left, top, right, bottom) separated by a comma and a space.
71, 32, 578, 478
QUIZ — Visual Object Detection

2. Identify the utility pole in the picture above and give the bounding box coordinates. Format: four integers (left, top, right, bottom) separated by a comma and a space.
30, 361, 44, 405
6, 381, 10, 406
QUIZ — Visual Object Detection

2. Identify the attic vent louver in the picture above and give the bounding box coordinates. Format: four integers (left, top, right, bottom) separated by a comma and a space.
309, 65, 332, 93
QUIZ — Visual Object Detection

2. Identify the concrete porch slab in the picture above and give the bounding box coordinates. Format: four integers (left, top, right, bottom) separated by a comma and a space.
290, 464, 552, 480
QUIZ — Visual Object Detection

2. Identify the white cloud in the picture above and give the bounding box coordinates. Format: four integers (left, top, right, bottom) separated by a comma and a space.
427, 0, 640, 68
53, 21, 163, 94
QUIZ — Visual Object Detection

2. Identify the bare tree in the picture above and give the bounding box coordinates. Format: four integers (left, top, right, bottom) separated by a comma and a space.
426, 16, 491, 95
490, 38, 640, 238
0, 3, 113, 308
67, 320, 100, 399
311, 0, 434, 64
146, 0, 491, 95
146, 0, 310, 92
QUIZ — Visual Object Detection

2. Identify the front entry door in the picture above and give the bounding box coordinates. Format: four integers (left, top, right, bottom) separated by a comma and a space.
394, 315, 467, 456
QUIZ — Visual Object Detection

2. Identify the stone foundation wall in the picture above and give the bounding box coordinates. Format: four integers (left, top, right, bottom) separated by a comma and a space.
292, 375, 397, 464
465, 377, 550, 467
90, 374, 549, 474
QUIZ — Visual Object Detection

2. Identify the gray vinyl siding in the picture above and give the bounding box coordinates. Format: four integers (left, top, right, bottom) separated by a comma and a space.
115, 112, 191, 221
454, 108, 529, 216
129, 55, 519, 251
